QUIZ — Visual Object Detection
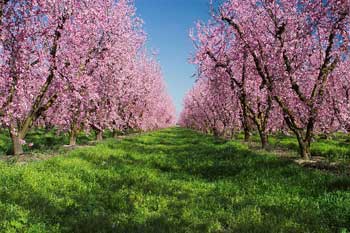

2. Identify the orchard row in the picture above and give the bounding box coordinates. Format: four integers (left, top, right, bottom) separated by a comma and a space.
0, 0, 176, 155
180, 0, 350, 160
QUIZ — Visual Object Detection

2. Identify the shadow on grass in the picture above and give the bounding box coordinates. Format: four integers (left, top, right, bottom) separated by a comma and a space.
0, 127, 349, 232
0, 129, 95, 155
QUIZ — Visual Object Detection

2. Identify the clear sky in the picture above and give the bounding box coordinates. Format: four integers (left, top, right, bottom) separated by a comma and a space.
134, 0, 212, 115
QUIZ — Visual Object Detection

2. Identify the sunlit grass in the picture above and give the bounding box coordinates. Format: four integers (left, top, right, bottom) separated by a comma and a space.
236, 132, 350, 161
0, 127, 349, 232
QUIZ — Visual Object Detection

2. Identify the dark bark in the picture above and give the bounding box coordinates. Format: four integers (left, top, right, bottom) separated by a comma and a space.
297, 137, 312, 160
10, 131, 24, 156
96, 130, 103, 141
69, 131, 77, 146
213, 128, 219, 137
258, 129, 269, 149
241, 96, 251, 142
243, 127, 251, 142
113, 130, 119, 139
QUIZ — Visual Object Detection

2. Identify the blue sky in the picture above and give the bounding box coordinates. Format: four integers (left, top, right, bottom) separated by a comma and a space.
135, 0, 212, 115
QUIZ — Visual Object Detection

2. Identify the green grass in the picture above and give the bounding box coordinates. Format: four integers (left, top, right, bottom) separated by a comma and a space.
0, 127, 349, 232
0, 128, 95, 156
236, 132, 350, 161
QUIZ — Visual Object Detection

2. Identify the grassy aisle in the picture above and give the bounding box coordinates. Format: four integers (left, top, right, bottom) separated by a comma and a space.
0, 128, 349, 232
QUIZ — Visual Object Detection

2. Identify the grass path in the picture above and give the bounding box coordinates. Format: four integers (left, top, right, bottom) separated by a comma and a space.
0, 127, 349, 232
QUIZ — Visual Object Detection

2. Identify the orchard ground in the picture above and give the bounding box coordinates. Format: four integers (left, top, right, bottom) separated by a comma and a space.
0, 127, 349, 232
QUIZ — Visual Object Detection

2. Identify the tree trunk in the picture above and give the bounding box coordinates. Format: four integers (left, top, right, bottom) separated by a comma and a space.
244, 127, 251, 142
96, 130, 103, 141
240, 95, 251, 142
213, 128, 219, 137
258, 130, 269, 149
113, 130, 118, 139
8, 125, 25, 156
230, 128, 235, 139
296, 136, 311, 160
11, 134, 24, 156
69, 131, 77, 146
